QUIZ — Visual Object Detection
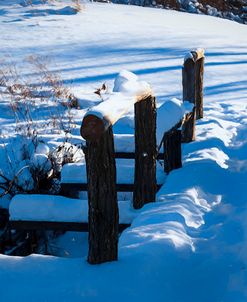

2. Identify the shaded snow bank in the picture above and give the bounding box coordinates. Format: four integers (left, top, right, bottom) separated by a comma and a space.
9, 195, 138, 224
157, 98, 193, 142
61, 159, 166, 184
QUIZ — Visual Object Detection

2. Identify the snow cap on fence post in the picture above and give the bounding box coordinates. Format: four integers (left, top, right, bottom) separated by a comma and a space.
80, 70, 152, 142
184, 48, 205, 64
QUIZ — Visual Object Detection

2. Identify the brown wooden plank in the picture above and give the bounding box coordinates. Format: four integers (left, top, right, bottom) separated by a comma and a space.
9, 221, 130, 233
163, 129, 182, 174
114, 152, 135, 159
195, 57, 204, 119
114, 152, 164, 160
182, 58, 195, 104
61, 183, 162, 193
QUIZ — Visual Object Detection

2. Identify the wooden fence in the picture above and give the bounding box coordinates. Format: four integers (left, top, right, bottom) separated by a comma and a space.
7, 49, 205, 264
79, 48, 204, 264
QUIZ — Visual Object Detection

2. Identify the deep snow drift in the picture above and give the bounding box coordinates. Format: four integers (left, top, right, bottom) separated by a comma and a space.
0, 1, 247, 302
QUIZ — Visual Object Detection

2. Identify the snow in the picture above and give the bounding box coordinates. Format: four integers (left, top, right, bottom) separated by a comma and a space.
0, 1, 247, 302
85, 93, 137, 124
35, 142, 50, 155
113, 134, 134, 152
0, 136, 53, 196
9, 194, 88, 222
61, 159, 166, 185
31, 153, 52, 173
9, 194, 138, 224
84, 70, 151, 126
113, 69, 151, 96
156, 98, 186, 142
184, 48, 205, 63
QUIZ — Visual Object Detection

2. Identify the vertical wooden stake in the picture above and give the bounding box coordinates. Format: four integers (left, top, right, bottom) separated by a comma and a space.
195, 57, 204, 119
182, 56, 197, 142
183, 51, 204, 120
133, 96, 157, 209
85, 126, 119, 264
182, 58, 195, 104
181, 107, 196, 143
163, 129, 182, 174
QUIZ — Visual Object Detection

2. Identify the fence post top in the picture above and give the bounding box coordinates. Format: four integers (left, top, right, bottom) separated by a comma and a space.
80, 114, 109, 142
184, 48, 205, 64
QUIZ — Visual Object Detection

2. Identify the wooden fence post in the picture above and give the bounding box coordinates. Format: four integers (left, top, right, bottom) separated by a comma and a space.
181, 108, 196, 143
182, 57, 195, 105
183, 48, 204, 119
182, 49, 204, 142
163, 128, 182, 174
195, 56, 204, 119
80, 77, 152, 263
81, 116, 118, 264
133, 95, 157, 209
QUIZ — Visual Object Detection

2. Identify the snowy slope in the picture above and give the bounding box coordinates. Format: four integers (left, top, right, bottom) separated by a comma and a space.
0, 1, 247, 302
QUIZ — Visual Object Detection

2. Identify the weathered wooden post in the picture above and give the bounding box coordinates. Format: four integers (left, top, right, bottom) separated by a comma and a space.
195, 53, 204, 119
183, 48, 205, 119
80, 71, 153, 263
182, 48, 205, 142
133, 95, 157, 209
181, 107, 196, 143
163, 127, 182, 174
81, 115, 118, 264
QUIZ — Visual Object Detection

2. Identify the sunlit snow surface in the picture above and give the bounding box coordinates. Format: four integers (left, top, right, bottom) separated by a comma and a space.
0, 1, 247, 302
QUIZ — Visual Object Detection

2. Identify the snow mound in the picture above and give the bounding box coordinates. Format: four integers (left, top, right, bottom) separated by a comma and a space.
156, 98, 193, 142
9, 194, 138, 224
31, 154, 52, 174
35, 142, 50, 155
85, 70, 151, 126
10, 194, 87, 223
61, 159, 166, 185
113, 70, 151, 97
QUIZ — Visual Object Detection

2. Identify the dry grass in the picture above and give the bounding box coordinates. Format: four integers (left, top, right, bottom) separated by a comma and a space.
0, 56, 78, 138
0, 56, 82, 197
72, 0, 85, 12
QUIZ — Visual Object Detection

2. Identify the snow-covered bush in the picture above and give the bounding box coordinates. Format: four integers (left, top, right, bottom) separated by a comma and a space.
50, 142, 85, 178
0, 137, 84, 203
0, 57, 82, 202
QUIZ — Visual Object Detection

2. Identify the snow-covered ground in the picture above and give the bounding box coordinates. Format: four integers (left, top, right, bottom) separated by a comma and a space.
0, 1, 247, 301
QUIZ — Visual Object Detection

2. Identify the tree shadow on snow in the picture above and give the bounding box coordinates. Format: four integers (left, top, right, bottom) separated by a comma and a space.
23, 6, 78, 18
